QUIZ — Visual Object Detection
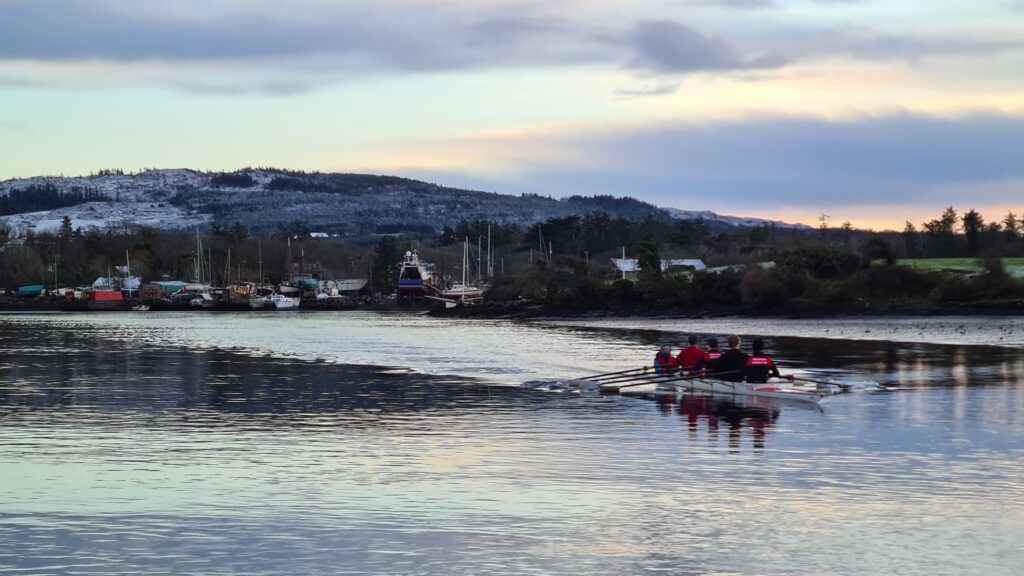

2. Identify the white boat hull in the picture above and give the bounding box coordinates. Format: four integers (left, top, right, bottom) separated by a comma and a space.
676, 378, 823, 403
270, 295, 300, 310
593, 377, 823, 403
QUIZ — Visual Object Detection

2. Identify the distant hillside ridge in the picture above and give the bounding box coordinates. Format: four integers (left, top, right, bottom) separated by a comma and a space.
0, 168, 810, 236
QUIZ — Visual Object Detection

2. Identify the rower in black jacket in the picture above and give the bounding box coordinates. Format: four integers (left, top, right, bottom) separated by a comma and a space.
745, 338, 793, 384
711, 335, 748, 382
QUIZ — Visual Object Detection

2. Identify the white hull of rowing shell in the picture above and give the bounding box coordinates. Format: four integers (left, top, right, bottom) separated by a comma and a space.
587, 377, 823, 403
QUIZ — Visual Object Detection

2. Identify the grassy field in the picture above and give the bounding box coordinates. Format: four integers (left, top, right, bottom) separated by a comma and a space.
894, 258, 1024, 278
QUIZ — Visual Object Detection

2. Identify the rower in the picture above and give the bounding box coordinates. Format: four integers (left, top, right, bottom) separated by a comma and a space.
675, 335, 704, 378
711, 335, 747, 382
744, 338, 794, 383
702, 337, 722, 378
653, 345, 676, 375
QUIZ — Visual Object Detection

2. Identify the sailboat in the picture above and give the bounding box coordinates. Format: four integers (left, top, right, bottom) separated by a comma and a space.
439, 237, 484, 304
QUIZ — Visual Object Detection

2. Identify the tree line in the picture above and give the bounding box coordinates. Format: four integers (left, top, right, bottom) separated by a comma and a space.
0, 185, 108, 216
3, 205, 1024, 316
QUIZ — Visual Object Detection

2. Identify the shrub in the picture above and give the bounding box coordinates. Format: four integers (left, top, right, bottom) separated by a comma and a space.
780, 247, 866, 279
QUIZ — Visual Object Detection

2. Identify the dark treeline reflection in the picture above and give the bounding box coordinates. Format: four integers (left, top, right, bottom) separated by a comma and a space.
0, 326, 525, 424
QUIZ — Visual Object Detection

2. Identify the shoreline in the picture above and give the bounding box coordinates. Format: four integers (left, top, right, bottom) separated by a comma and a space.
429, 300, 1024, 321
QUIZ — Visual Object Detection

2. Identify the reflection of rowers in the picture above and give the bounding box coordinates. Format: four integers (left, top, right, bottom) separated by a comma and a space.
677, 394, 781, 450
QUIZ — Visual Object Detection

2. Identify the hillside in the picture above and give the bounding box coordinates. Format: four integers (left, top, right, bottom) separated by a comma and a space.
0, 168, 809, 237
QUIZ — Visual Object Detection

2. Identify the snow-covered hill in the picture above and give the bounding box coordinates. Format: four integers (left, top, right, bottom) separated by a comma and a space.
665, 208, 811, 230
0, 168, 810, 235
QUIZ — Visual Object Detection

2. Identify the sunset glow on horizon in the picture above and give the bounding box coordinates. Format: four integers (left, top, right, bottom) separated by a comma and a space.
1, 0, 1023, 229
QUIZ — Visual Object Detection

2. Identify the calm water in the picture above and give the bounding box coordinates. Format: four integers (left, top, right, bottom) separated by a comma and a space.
1, 312, 1022, 575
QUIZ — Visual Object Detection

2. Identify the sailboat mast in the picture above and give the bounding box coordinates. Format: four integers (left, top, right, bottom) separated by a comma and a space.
286, 237, 293, 282
195, 229, 201, 284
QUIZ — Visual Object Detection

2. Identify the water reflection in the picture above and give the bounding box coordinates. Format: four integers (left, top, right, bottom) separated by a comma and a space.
1, 316, 1023, 575
619, 391, 793, 451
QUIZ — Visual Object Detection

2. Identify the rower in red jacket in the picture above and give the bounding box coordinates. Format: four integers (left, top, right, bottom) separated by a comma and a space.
744, 338, 794, 383
654, 345, 677, 375
702, 337, 723, 378
675, 335, 704, 377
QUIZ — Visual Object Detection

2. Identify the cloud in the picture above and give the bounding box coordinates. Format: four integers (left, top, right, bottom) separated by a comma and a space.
614, 80, 683, 98
397, 112, 1024, 215
812, 24, 1024, 61
1, 0, 1020, 95
686, 0, 776, 9
0, 0, 600, 70
628, 20, 789, 73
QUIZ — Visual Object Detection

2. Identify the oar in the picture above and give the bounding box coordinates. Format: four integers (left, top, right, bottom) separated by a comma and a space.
615, 370, 743, 391
700, 370, 743, 381
615, 374, 683, 390
585, 366, 652, 381
598, 365, 700, 385
594, 368, 675, 384
784, 376, 853, 389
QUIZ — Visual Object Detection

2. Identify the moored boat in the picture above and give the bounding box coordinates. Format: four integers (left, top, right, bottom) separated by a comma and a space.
16, 284, 45, 297
439, 283, 484, 302
269, 293, 300, 310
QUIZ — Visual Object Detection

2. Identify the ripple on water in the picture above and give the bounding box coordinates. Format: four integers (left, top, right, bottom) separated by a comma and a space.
0, 314, 1022, 575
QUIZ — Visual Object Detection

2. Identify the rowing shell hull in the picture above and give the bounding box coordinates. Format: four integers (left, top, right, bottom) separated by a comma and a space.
588, 377, 823, 403
674, 379, 823, 403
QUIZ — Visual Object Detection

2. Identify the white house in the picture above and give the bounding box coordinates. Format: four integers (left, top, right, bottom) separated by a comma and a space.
610, 258, 706, 279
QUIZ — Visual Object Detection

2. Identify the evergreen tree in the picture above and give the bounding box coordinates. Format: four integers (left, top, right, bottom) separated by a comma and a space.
1003, 212, 1019, 243
59, 216, 73, 243
902, 221, 920, 258
922, 207, 959, 257
962, 209, 984, 256
438, 225, 457, 246
636, 241, 662, 285
370, 237, 402, 294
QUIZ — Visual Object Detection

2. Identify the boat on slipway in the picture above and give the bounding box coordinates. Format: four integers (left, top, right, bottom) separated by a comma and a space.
397, 250, 439, 303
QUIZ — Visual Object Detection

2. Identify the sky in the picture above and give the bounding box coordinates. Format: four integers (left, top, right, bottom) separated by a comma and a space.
1, 0, 1023, 230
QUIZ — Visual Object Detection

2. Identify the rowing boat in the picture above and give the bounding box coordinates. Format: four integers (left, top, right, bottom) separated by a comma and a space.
672, 378, 824, 403
582, 376, 824, 403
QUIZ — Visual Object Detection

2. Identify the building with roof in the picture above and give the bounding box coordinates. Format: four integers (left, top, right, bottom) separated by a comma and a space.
610, 258, 706, 280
